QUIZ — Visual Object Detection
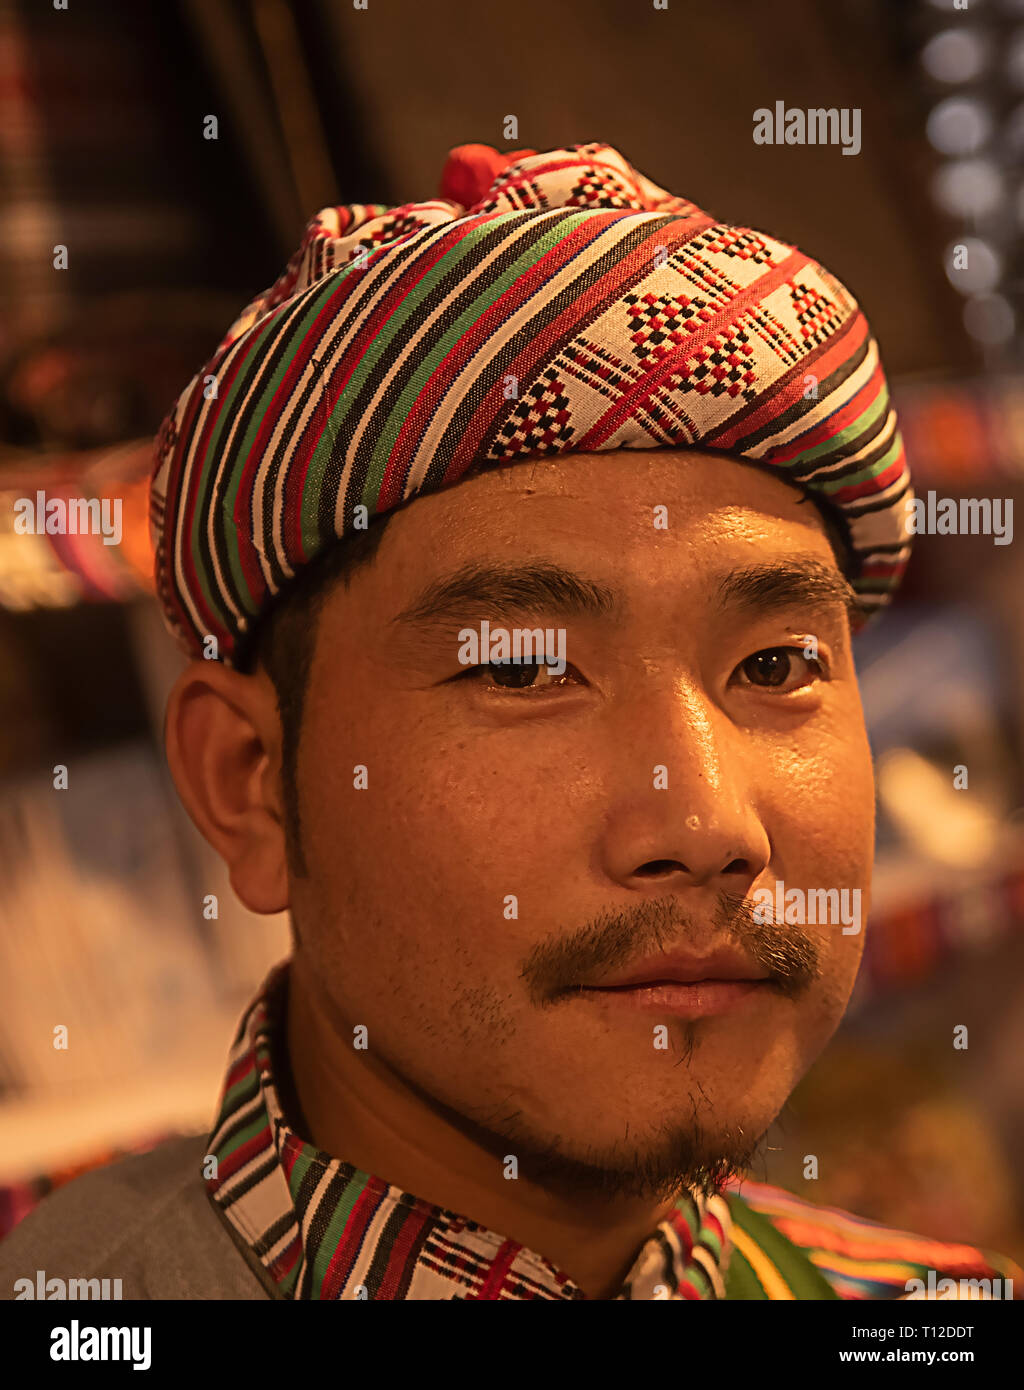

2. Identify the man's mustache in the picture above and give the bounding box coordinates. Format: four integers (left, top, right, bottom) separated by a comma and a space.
522, 891, 822, 1005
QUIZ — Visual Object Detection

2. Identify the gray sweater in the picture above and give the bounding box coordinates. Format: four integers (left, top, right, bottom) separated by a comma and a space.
0, 1135, 273, 1300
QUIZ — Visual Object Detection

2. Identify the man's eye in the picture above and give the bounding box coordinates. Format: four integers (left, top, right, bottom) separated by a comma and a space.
466, 660, 582, 691
735, 647, 825, 692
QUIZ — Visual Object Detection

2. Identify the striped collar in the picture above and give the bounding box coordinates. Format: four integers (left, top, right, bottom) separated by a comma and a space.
205, 961, 733, 1300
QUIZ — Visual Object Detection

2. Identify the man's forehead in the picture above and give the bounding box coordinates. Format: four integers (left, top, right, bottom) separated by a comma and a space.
399, 446, 823, 539
387, 451, 834, 586
333, 447, 862, 639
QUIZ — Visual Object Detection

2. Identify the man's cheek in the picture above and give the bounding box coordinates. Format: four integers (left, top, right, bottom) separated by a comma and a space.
812, 951, 863, 1041
783, 736, 871, 808
411, 753, 577, 853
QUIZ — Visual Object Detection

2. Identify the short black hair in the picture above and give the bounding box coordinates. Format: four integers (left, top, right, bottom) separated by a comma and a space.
240, 515, 394, 877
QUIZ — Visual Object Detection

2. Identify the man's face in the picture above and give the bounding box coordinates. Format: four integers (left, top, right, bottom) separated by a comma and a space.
288, 448, 875, 1198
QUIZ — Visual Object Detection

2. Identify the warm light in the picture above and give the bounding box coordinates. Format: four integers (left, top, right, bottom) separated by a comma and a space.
963, 292, 1016, 343
932, 157, 1004, 215
944, 235, 1003, 292
927, 96, 993, 154
877, 748, 997, 869
921, 29, 991, 83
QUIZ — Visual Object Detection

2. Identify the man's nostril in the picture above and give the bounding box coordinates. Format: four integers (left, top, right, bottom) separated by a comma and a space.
636, 860, 684, 877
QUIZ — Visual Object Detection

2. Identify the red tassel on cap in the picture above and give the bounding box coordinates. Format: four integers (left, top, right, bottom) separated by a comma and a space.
438, 143, 537, 210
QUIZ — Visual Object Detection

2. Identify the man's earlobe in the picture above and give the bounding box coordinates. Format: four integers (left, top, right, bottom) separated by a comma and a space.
163, 660, 290, 914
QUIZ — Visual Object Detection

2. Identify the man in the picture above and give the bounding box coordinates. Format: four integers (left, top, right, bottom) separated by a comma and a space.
3, 143, 1019, 1301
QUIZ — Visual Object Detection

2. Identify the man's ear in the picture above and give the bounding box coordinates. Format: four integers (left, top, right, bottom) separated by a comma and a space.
163, 659, 290, 914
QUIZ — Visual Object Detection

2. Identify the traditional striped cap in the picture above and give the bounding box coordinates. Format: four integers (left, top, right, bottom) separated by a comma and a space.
150, 141, 913, 666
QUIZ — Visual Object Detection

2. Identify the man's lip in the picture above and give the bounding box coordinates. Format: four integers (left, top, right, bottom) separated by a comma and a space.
580, 948, 770, 990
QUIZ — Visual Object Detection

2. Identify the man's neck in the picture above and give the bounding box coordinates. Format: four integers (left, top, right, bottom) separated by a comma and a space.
281, 955, 680, 1300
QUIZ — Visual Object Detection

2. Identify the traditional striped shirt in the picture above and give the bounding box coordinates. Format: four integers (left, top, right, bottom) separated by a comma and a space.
205, 961, 1021, 1300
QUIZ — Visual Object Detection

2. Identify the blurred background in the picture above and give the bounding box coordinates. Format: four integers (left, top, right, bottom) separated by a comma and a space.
1, 0, 1023, 1263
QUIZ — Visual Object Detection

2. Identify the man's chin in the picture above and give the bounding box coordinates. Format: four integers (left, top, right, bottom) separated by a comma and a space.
506, 1121, 770, 1203
394, 1054, 776, 1203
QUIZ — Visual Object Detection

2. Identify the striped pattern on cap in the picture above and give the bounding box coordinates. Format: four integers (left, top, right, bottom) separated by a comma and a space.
149, 142, 913, 666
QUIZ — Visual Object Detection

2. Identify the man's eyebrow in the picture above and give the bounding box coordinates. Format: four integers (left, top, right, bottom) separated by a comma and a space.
714, 558, 863, 625
391, 562, 620, 629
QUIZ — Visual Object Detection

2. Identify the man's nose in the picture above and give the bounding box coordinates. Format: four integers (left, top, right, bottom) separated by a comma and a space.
596, 680, 771, 895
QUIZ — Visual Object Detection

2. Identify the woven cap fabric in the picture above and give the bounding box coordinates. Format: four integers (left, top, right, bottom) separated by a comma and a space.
150, 141, 913, 667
